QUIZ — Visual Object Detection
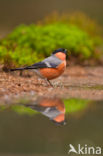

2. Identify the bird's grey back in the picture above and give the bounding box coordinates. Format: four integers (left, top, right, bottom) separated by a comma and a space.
42, 55, 62, 68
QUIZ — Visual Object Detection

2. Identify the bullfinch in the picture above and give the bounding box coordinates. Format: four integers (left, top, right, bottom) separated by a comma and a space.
10, 48, 68, 86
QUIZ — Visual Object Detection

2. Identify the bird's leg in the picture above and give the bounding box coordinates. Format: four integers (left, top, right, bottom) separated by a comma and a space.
44, 79, 53, 87
20, 70, 23, 76
47, 80, 54, 87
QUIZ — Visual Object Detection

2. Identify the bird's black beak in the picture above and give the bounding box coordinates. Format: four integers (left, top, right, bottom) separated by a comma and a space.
66, 50, 71, 59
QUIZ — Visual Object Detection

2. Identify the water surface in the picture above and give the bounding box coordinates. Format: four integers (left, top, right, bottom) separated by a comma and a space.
0, 98, 102, 156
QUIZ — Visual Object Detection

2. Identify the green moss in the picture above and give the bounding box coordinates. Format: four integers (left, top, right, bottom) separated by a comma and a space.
64, 98, 89, 113
11, 105, 38, 116
0, 19, 102, 68
42, 12, 103, 37
86, 85, 103, 90
0, 105, 6, 111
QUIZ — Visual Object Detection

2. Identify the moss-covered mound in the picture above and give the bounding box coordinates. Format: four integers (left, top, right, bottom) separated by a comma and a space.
0, 13, 103, 69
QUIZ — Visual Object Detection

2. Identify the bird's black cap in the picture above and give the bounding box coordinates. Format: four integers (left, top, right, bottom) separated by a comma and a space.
52, 48, 67, 54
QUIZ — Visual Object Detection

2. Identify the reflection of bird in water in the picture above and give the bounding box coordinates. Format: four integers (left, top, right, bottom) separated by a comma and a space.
25, 97, 66, 125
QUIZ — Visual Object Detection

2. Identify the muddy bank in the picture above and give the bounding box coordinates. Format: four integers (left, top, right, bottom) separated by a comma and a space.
0, 66, 103, 102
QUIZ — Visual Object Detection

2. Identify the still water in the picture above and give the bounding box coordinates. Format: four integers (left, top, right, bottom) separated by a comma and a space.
0, 97, 103, 156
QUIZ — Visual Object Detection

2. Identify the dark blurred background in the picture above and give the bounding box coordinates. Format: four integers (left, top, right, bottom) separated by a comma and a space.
0, 0, 103, 37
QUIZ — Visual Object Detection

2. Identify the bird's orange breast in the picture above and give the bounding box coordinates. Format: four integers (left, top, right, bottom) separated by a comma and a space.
39, 62, 66, 80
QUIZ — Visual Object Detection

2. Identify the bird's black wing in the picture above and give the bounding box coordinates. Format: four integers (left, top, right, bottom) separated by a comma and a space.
25, 62, 49, 69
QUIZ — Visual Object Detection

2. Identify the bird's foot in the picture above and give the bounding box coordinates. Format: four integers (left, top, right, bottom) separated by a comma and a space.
52, 81, 64, 88
44, 79, 64, 88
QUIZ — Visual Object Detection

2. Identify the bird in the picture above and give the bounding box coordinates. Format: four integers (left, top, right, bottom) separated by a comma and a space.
10, 48, 68, 86
24, 97, 66, 125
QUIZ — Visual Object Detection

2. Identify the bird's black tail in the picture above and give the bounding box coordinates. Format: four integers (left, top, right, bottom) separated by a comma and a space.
10, 67, 27, 71
10, 65, 36, 71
